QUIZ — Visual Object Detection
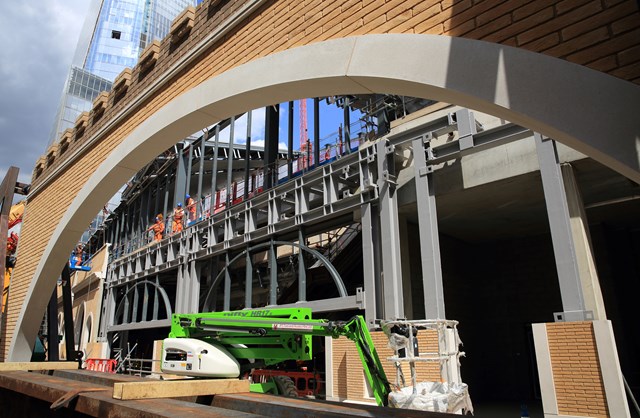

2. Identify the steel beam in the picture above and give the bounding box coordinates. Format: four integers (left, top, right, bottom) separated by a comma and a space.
108, 319, 171, 332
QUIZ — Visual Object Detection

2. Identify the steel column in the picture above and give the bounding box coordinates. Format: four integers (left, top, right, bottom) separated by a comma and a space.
361, 202, 381, 328
0, 166, 18, 320
141, 283, 149, 322
412, 135, 446, 319
223, 252, 231, 311
264, 106, 279, 189
197, 132, 207, 218
343, 97, 351, 152
163, 175, 170, 220
313, 98, 320, 167
244, 111, 252, 200
154, 173, 162, 218
174, 144, 187, 208
288, 101, 294, 179
298, 228, 307, 302
61, 265, 76, 360
47, 288, 59, 361
269, 240, 277, 305
245, 249, 252, 309
535, 133, 591, 321
226, 116, 236, 207
185, 139, 194, 199
211, 125, 221, 200
152, 276, 160, 320
376, 140, 404, 320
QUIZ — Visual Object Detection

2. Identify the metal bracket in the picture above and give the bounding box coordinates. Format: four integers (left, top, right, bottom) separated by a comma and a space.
356, 287, 365, 309
418, 165, 434, 177
553, 310, 594, 322
382, 170, 397, 185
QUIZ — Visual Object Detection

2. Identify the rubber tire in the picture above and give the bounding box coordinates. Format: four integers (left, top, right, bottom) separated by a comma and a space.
272, 375, 298, 397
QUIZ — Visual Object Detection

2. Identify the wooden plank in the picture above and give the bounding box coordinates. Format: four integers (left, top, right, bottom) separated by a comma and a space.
0, 361, 79, 371
112, 378, 249, 400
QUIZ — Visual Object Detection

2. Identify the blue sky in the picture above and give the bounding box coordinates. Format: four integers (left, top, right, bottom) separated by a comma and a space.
216, 99, 366, 152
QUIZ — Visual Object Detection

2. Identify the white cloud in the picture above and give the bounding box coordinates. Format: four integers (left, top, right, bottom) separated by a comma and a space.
0, 0, 89, 185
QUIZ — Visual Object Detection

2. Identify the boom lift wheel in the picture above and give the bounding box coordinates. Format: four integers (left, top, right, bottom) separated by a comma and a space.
273, 375, 297, 397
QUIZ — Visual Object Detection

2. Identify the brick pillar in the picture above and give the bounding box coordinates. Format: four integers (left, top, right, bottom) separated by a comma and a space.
533, 321, 630, 418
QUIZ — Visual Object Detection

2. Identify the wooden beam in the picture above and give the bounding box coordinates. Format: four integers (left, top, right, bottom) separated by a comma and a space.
0, 361, 78, 372
112, 378, 249, 400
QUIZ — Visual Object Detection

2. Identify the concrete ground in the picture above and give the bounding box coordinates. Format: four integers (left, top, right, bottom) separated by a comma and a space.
471, 401, 543, 418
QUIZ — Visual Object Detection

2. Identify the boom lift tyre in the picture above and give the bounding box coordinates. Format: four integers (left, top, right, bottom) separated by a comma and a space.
272, 375, 298, 397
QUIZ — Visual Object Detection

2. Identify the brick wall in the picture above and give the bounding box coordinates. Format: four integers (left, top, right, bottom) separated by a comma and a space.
546, 321, 609, 417
331, 330, 441, 402
5, 0, 639, 359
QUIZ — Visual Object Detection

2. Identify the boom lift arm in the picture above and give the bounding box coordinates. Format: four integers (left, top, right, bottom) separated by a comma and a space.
162, 307, 391, 406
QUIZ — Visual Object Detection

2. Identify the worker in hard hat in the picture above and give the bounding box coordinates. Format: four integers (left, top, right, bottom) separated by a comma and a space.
72, 243, 84, 268
147, 214, 165, 242
172, 203, 185, 234
185, 194, 196, 224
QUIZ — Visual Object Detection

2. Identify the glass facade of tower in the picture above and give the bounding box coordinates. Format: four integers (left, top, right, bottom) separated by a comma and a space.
48, 67, 112, 143
85, 0, 195, 82
49, 0, 197, 145
84, 0, 146, 82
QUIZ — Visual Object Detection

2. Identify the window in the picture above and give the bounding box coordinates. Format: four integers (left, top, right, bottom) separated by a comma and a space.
112, 30, 121, 40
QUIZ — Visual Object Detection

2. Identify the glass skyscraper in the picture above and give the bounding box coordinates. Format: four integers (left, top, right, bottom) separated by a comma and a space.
49, 0, 197, 145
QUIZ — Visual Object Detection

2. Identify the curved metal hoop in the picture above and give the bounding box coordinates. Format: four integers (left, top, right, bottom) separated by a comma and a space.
113, 279, 173, 325
202, 240, 347, 311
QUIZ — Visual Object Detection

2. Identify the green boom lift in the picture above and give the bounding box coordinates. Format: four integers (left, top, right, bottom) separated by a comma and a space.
162, 307, 391, 406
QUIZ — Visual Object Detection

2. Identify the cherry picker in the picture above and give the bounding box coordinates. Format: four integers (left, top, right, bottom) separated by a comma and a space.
162, 307, 391, 406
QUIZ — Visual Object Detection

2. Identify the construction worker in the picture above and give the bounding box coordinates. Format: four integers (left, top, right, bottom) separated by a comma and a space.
324, 143, 331, 162
185, 194, 196, 224
72, 244, 84, 268
172, 203, 185, 234
147, 214, 165, 242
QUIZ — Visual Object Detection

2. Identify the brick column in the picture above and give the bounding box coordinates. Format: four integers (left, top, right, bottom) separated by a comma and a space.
533, 321, 630, 418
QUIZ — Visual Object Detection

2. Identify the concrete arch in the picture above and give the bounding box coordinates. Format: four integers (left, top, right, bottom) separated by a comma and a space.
9, 34, 640, 360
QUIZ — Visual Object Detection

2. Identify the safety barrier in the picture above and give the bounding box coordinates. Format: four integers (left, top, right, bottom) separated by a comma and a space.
85, 358, 117, 373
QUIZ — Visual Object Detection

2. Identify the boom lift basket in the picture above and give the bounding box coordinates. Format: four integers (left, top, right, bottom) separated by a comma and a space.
382, 319, 473, 414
